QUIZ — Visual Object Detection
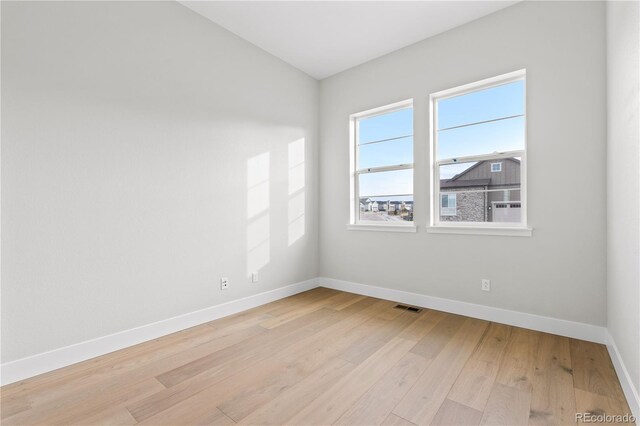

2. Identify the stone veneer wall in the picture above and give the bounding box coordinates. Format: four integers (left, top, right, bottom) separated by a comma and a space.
440, 189, 486, 222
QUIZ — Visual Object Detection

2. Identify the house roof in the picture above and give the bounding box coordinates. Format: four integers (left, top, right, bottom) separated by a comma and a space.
440, 178, 491, 188
359, 198, 413, 204
448, 157, 520, 182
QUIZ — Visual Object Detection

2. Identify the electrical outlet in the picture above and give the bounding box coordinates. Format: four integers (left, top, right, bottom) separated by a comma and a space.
481, 279, 491, 292
252, 272, 259, 283
220, 277, 229, 290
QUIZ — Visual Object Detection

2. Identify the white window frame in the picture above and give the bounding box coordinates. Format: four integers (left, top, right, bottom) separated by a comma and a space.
491, 162, 502, 172
349, 99, 416, 232
428, 69, 531, 237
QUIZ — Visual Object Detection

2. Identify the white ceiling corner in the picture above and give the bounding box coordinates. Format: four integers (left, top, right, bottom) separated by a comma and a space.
179, 1, 520, 80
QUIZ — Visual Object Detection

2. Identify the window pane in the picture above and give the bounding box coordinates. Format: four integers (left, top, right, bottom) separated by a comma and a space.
437, 115, 524, 160
441, 193, 457, 216
439, 158, 521, 223
359, 195, 413, 222
358, 136, 413, 169
359, 169, 412, 197
358, 108, 412, 144
437, 80, 524, 130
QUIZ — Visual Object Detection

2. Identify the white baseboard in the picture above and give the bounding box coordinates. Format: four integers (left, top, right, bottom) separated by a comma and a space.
0, 278, 318, 386
607, 331, 640, 422
319, 277, 607, 344
1, 276, 625, 396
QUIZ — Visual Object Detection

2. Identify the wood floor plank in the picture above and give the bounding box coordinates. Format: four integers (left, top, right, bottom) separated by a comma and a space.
4, 324, 266, 425
156, 307, 338, 388
129, 308, 345, 422
409, 313, 467, 359
286, 336, 417, 425
259, 292, 345, 329
447, 323, 511, 411
431, 399, 483, 426
214, 357, 302, 421
480, 382, 531, 426
338, 310, 419, 364
5, 378, 165, 426
570, 339, 626, 401
2, 296, 284, 404
129, 299, 384, 422
574, 388, 634, 424
392, 318, 489, 425
79, 407, 138, 426
232, 287, 332, 319
334, 310, 450, 425
4, 315, 269, 418
218, 301, 397, 421
335, 352, 430, 426
494, 327, 540, 392
196, 408, 237, 426
398, 309, 448, 342
528, 333, 576, 425
0, 393, 31, 419
137, 358, 294, 425
383, 413, 418, 426
327, 291, 367, 311
264, 288, 337, 317
0, 322, 217, 402
330, 311, 446, 424
237, 357, 355, 425
135, 301, 380, 426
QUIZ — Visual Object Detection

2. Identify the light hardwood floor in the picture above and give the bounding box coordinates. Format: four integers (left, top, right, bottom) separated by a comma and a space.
0, 288, 633, 425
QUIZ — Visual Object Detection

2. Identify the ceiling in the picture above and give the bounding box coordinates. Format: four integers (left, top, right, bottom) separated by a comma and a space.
179, 1, 519, 80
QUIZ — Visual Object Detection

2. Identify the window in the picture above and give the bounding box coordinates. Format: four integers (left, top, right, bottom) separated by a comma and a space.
430, 70, 528, 230
350, 100, 414, 227
441, 193, 457, 216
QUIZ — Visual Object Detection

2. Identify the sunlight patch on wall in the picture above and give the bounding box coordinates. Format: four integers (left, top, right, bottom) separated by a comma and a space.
247, 152, 270, 219
288, 139, 305, 196
247, 152, 270, 275
288, 138, 305, 246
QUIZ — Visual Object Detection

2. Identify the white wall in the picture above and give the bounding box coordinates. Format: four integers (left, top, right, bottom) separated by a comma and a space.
1, 1, 319, 363
607, 0, 640, 398
319, 1, 607, 326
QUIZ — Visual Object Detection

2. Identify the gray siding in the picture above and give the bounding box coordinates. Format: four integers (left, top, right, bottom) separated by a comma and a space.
452, 158, 520, 186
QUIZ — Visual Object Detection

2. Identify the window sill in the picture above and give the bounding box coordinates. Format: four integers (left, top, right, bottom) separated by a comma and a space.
347, 223, 417, 233
426, 225, 532, 237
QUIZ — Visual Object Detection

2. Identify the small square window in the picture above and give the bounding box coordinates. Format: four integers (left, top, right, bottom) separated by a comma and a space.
440, 193, 457, 216
491, 162, 502, 172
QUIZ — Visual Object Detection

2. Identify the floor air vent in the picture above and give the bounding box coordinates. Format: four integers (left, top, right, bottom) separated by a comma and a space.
394, 304, 423, 313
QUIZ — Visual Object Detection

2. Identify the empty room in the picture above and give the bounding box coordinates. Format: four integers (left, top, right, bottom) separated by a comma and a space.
1, 0, 639, 425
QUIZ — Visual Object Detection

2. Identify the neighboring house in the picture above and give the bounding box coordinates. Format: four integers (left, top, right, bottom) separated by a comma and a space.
359, 198, 377, 212
360, 198, 414, 221
440, 158, 521, 223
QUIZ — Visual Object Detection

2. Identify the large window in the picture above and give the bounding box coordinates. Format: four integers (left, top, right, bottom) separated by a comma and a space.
430, 70, 528, 230
350, 100, 414, 227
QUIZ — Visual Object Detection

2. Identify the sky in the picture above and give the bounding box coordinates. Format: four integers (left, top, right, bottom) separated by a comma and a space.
358, 80, 524, 198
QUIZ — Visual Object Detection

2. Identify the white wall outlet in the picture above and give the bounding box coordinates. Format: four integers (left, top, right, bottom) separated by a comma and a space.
220, 277, 229, 290
481, 279, 491, 292
252, 272, 259, 283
